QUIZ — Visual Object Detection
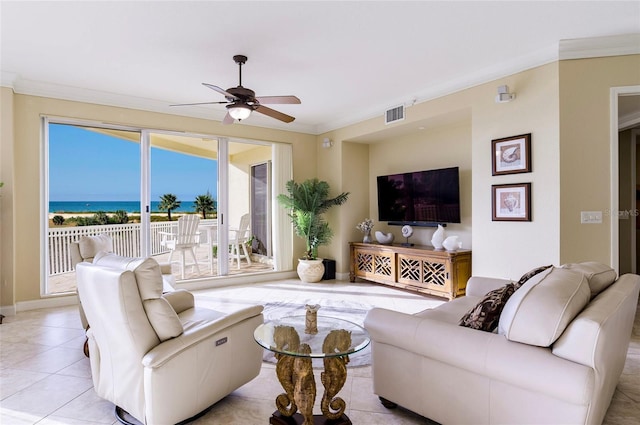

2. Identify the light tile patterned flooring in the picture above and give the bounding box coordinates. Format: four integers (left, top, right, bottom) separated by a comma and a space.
1, 279, 639, 425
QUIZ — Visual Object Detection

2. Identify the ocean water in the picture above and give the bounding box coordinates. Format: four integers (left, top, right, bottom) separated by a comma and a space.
49, 201, 198, 214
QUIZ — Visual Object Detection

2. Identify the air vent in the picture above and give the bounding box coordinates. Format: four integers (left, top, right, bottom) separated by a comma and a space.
385, 105, 405, 124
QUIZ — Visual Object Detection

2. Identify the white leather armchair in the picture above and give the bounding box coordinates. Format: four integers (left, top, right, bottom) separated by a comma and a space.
71, 234, 176, 356
76, 253, 264, 425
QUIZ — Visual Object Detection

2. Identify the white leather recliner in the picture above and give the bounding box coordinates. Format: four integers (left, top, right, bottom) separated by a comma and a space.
71, 234, 176, 356
76, 253, 264, 425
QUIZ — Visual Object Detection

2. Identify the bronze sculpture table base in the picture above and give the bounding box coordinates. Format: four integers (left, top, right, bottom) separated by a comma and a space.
269, 411, 352, 425
255, 317, 369, 425
272, 328, 353, 425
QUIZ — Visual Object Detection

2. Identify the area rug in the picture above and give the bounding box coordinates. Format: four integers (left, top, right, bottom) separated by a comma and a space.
261, 299, 373, 368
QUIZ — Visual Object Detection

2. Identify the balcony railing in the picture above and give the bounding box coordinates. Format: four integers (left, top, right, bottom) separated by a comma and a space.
47, 219, 217, 276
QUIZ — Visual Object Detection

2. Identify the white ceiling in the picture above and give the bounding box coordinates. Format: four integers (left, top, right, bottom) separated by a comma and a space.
1, 1, 639, 135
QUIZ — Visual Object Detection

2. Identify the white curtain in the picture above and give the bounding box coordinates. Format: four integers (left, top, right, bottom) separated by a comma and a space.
271, 143, 293, 271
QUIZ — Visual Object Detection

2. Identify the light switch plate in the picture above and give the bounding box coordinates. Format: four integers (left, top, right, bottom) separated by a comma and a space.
581, 211, 603, 224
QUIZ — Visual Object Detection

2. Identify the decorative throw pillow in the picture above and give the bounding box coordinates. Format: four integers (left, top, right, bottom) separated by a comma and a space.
143, 298, 184, 341
498, 267, 591, 347
561, 262, 617, 298
459, 282, 517, 332
516, 264, 553, 288
78, 234, 113, 262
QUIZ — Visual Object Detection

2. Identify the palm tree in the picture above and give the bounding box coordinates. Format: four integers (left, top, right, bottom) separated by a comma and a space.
194, 191, 216, 219
158, 193, 181, 221
277, 179, 349, 260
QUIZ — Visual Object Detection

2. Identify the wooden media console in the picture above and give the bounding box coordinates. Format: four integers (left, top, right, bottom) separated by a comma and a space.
349, 242, 472, 300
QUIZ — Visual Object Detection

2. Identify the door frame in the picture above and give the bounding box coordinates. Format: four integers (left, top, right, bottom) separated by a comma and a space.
610, 85, 640, 273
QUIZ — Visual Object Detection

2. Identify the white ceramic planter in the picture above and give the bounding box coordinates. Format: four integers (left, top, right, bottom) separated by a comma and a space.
297, 258, 325, 283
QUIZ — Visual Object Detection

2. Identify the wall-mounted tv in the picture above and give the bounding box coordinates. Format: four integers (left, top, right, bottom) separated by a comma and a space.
377, 166, 461, 225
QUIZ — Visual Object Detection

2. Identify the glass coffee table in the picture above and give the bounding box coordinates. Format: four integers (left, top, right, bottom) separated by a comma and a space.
254, 315, 370, 425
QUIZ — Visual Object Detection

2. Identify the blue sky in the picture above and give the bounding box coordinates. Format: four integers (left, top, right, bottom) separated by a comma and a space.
49, 124, 218, 202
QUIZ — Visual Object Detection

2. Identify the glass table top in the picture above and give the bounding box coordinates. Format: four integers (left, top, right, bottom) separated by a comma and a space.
254, 315, 370, 358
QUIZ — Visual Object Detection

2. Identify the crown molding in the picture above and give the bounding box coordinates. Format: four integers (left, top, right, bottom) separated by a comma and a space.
1, 71, 18, 88
3, 34, 637, 136
1, 76, 318, 135
560, 33, 640, 60
316, 44, 559, 134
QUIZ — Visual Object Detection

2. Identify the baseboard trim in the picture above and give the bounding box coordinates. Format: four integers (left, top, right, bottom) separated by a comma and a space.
14, 294, 79, 314
170, 271, 298, 292
0, 304, 17, 317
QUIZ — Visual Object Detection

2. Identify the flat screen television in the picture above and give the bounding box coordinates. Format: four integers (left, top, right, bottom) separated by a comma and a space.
377, 166, 461, 225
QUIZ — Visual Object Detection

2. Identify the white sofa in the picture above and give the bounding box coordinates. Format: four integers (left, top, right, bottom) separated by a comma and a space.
77, 253, 264, 425
364, 263, 640, 425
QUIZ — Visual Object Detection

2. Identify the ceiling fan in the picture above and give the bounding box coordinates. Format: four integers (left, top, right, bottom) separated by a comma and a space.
171, 55, 301, 125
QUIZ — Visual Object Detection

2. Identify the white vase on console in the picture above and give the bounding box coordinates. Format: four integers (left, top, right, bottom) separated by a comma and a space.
442, 235, 460, 252
375, 231, 394, 245
431, 225, 445, 250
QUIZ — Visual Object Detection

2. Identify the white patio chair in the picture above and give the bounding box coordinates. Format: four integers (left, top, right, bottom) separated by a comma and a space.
198, 221, 218, 273
229, 213, 252, 269
159, 215, 201, 279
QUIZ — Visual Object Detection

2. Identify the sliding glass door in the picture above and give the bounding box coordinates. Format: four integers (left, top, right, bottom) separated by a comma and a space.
46, 121, 141, 294
149, 133, 218, 280
45, 119, 289, 295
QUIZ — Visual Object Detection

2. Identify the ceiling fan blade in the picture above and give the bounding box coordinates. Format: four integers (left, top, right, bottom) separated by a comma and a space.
222, 112, 235, 125
170, 101, 229, 107
254, 95, 301, 105
202, 83, 238, 99
255, 105, 295, 123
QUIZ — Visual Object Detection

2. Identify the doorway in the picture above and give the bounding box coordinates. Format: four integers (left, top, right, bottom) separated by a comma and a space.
614, 91, 640, 274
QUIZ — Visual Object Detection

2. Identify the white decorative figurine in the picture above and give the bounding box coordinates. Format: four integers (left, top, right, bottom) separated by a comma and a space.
431, 224, 445, 250
442, 235, 461, 252
401, 225, 414, 246
375, 231, 394, 245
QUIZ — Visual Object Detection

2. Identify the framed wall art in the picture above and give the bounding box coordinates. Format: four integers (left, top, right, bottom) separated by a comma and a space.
492, 183, 531, 221
492, 133, 531, 176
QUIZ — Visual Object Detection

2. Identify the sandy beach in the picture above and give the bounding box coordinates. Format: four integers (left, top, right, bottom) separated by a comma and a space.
48, 212, 184, 220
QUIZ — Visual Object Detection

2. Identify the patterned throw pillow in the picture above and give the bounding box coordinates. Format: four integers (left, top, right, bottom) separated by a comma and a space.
517, 265, 553, 288
459, 283, 517, 332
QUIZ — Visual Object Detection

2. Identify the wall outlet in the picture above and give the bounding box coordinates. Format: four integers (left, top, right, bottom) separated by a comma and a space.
580, 211, 603, 224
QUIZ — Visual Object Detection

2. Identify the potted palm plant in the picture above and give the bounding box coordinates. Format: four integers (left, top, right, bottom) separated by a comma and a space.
277, 178, 349, 282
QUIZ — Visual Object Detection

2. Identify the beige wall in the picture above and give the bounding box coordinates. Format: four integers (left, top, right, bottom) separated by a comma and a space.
228, 144, 272, 226
3, 54, 638, 307
320, 63, 561, 280
337, 141, 369, 271
3, 93, 315, 305
320, 56, 639, 280
366, 120, 472, 248
472, 64, 561, 278
559, 55, 640, 266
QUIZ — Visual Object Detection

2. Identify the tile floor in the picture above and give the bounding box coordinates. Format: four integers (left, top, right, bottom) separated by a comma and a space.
1, 279, 639, 425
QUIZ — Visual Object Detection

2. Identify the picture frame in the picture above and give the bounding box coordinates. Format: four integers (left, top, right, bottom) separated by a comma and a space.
492, 183, 531, 221
492, 133, 531, 176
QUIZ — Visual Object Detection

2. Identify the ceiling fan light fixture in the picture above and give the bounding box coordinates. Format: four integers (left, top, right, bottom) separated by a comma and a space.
227, 103, 252, 120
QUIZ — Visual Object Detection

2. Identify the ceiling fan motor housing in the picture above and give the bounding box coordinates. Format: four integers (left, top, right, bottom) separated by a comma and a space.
226, 86, 256, 102
233, 55, 248, 65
